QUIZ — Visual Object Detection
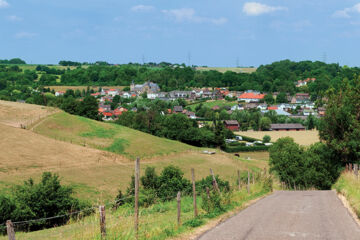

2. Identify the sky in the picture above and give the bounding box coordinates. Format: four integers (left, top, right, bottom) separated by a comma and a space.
1, 0, 360, 67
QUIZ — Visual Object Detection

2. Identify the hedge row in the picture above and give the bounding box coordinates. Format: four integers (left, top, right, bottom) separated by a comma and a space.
223, 145, 269, 153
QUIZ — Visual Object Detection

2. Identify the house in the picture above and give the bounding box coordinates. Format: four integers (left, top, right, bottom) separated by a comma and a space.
98, 104, 111, 113
173, 106, 183, 113
231, 104, 244, 111
107, 89, 119, 97
296, 78, 316, 88
270, 123, 305, 131
147, 93, 158, 100
291, 93, 310, 104
317, 107, 326, 117
55, 91, 65, 97
186, 111, 196, 119
113, 107, 128, 116
169, 91, 191, 99
130, 81, 160, 94
245, 103, 259, 110
238, 91, 265, 103
267, 106, 278, 110
102, 112, 113, 121
91, 92, 101, 97
224, 120, 240, 131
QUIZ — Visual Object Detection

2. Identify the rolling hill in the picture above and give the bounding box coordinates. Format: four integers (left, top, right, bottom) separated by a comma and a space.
0, 101, 268, 203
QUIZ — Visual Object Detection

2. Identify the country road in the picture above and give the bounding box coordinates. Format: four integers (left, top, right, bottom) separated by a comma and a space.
198, 191, 360, 240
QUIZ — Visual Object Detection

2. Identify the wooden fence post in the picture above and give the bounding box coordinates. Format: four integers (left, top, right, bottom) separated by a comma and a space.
6, 220, 15, 240
210, 168, 220, 193
134, 157, 140, 238
263, 168, 267, 176
191, 168, 198, 217
99, 206, 106, 239
247, 171, 250, 194
237, 170, 241, 191
252, 172, 255, 184
177, 191, 181, 226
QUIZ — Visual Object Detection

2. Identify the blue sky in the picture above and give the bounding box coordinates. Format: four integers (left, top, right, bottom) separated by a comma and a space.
1, 0, 360, 66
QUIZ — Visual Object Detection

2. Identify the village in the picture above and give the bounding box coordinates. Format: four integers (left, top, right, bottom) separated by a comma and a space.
53, 78, 325, 133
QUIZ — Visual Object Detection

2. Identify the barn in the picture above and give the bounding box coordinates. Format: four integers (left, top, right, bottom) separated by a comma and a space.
224, 120, 240, 131
270, 123, 305, 131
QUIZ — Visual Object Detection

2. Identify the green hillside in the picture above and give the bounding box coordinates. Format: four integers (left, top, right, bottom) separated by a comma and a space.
32, 112, 194, 159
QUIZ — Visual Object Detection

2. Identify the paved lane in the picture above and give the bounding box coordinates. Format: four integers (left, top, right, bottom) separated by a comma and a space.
198, 191, 360, 240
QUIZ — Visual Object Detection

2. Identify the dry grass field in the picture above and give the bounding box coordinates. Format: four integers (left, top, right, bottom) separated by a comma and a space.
0, 100, 58, 128
236, 130, 320, 146
45, 85, 126, 92
0, 122, 267, 203
0, 101, 269, 203
196, 67, 257, 74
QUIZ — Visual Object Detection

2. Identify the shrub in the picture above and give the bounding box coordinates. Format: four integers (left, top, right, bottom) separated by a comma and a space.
140, 166, 159, 190
184, 218, 204, 228
196, 175, 230, 193
201, 190, 224, 214
157, 166, 191, 201
263, 135, 271, 143
1, 172, 91, 231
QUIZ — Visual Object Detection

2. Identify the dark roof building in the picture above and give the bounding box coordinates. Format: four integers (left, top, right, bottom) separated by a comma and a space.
270, 123, 305, 131
173, 105, 184, 113
224, 120, 240, 131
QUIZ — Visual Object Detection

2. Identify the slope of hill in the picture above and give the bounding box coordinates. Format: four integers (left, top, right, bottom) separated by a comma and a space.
0, 101, 268, 203
0, 100, 58, 128
32, 112, 194, 159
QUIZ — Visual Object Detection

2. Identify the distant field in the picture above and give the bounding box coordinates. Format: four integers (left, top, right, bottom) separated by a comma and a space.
196, 67, 257, 74
15, 64, 79, 71
188, 100, 238, 111
0, 100, 58, 128
45, 85, 126, 92
236, 130, 320, 146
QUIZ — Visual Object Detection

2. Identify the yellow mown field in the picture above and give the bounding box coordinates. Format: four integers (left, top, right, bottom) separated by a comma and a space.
236, 130, 320, 146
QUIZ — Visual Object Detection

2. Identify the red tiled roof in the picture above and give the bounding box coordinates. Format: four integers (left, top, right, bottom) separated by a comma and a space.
103, 112, 113, 117
268, 106, 278, 110
238, 92, 265, 99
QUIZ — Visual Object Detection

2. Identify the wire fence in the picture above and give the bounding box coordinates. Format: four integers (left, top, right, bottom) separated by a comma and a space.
3, 161, 268, 240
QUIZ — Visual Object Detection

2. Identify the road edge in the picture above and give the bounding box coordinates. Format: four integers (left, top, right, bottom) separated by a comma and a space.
336, 190, 360, 226
172, 191, 273, 240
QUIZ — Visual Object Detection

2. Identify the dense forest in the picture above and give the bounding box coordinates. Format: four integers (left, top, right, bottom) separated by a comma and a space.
1, 59, 360, 102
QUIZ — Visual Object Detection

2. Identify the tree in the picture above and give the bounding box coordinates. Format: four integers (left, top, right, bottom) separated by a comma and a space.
319, 79, 360, 163
157, 166, 191, 201
276, 92, 287, 103
264, 94, 274, 104
259, 117, 272, 131
306, 114, 316, 130
263, 135, 271, 143
78, 96, 100, 120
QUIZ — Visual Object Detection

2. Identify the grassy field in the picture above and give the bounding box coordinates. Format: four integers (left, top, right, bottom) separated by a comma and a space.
236, 130, 320, 146
1, 183, 269, 240
45, 86, 126, 92
188, 100, 238, 111
195, 67, 257, 74
0, 119, 267, 202
0, 101, 269, 203
32, 112, 194, 159
333, 172, 360, 218
0, 100, 59, 128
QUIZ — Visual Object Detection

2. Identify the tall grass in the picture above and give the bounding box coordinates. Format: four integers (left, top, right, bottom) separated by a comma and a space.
333, 172, 360, 217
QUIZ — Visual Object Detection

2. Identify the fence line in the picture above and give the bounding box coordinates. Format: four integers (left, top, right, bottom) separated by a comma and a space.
4, 158, 266, 239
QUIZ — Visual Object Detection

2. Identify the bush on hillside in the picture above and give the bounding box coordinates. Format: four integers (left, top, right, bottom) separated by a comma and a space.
196, 175, 230, 194
0, 172, 91, 231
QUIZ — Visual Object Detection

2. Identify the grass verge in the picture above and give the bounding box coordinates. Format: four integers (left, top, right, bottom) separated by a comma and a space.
333, 172, 360, 218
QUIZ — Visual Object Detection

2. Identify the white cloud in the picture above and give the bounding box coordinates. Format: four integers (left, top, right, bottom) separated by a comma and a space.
15, 32, 37, 39
0, 0, 9, 8
6, 15, 22, 21
162, 8, 227, 25
333, 3, 360, 18
243, 2, 287, 16
131, 5, 155, 12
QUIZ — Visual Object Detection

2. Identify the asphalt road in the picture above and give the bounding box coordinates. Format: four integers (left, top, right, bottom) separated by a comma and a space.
198, 191, 360, 240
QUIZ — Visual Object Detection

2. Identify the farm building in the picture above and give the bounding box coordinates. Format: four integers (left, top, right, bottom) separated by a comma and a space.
224, 120, 240, 131
270, 123, 305, 131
